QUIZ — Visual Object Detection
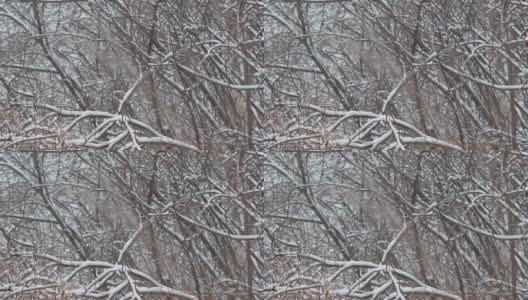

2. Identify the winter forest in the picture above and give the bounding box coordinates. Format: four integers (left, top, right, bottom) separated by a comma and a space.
0, 0, 528, 299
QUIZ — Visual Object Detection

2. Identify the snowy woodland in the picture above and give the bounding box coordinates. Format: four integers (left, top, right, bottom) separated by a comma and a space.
0, 0, 528, 299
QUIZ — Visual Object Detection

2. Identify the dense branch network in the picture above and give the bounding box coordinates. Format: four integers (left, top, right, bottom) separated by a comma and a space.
1, 0, 528, 300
